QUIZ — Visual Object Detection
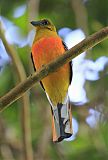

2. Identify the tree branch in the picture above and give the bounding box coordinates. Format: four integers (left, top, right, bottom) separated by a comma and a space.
0, 26, 108, 111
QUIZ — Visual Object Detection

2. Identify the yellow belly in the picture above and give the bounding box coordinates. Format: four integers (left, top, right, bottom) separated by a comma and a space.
42, 64, 70, 106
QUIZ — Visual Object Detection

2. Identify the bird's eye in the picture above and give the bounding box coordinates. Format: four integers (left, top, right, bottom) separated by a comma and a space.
42, 20, 49, 25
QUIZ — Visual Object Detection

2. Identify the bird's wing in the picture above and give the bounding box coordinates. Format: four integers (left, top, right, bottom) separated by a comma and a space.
31, 52, 36, 71
31, 52, 45, 90
62, 41, 68, 51
62, 41, 73, 84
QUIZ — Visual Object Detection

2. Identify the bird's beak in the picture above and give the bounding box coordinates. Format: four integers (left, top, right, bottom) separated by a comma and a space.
30, 21, 42, 27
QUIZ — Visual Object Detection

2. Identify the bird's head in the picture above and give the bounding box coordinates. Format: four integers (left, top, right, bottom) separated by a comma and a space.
31, 19, 56, 32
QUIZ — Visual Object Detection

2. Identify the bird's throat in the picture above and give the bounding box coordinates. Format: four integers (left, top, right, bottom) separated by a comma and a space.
33, 28, 58, 43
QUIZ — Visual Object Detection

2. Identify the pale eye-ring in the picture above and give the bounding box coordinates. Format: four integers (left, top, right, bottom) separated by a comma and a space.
42, 20, 49, 25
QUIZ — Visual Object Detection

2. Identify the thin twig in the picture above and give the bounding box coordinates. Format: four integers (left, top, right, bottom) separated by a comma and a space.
0, 26, 108, 111
71, 0, 88, 35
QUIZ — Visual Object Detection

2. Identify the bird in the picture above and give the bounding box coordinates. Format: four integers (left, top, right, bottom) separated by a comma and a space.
31, 19, 73, 142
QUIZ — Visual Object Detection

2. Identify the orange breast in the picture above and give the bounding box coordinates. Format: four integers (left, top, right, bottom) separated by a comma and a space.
32, 37, 70, 106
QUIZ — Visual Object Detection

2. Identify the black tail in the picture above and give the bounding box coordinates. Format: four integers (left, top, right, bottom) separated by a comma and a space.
51, 102, 72, 142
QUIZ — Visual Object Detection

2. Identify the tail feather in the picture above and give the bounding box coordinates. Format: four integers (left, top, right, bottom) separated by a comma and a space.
51, 102, 72, 142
